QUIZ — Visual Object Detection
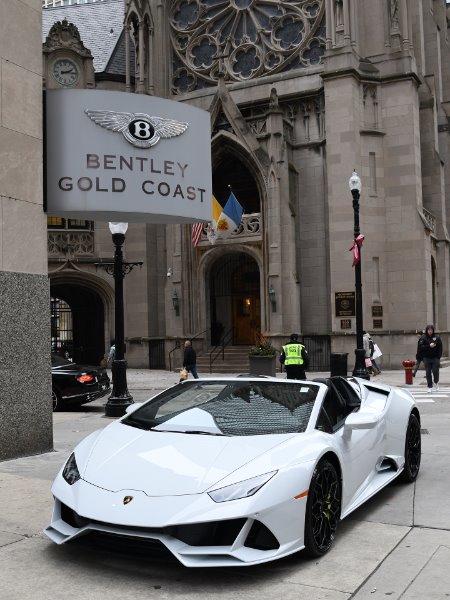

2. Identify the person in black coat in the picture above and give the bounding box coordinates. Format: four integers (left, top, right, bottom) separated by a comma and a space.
413, 330, 425, 377
183, 340, 199, 379
418, 324, 442, 392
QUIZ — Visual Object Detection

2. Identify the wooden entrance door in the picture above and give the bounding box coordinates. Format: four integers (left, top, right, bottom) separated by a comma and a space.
232, 295, 260, 345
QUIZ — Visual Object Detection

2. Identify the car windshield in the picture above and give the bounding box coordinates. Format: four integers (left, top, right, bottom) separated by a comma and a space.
122, 380, 319, 436
51, 354, 72, 367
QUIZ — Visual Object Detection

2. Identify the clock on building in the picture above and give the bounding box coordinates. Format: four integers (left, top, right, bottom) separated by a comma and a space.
51, 58, 79, 87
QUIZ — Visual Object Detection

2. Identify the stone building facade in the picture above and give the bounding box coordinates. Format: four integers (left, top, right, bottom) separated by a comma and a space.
43, 0, 450, 370
0, 1, 52, 460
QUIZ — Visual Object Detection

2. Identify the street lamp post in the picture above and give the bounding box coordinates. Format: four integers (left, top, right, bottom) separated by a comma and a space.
349, 172, 370, 380
100, 222, 142, 417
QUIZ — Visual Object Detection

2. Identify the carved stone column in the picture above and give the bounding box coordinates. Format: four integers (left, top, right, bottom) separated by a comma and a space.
399, 0, 410, 49
148, 26, 154, 95
343, 0, 351, 44
137, 20, 145, 93
155, 0, 169, 97
266, 88, 301, 336
125, 24, 131, 93
325, 0, 333, 49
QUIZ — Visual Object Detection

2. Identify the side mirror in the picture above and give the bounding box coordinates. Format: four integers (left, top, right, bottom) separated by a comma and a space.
344, 409, 379, 431
124, 403, 142, 415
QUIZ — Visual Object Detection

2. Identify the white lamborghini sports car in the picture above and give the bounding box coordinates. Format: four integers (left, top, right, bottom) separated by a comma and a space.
45, 376, 421, 567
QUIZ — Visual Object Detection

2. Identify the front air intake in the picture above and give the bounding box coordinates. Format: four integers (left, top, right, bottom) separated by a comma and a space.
60, 503, 89, 528
170, 518, 247, 546
245, 520, 280, 551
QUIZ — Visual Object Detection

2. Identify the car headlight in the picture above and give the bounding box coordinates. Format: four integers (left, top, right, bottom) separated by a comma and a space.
62, 453, 81, 485
208, 471, 277, 503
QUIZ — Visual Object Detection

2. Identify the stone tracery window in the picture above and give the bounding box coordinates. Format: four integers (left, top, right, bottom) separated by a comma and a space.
170, 0, 326, 94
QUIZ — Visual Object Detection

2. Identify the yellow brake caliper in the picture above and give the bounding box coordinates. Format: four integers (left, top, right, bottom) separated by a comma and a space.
326, 492, 331, 520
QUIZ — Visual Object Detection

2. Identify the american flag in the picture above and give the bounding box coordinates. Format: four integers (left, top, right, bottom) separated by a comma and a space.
191, 222, 204, 247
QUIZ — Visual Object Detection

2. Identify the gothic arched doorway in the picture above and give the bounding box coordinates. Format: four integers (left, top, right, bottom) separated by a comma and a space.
50, 283, 105, 365
209, 252, 261, 346
212, 148, 261, 213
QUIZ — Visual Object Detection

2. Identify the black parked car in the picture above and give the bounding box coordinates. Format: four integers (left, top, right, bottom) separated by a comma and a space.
51, 354, 110, 411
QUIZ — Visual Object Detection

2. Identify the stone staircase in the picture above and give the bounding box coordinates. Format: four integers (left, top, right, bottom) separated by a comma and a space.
196, 346, 252, 375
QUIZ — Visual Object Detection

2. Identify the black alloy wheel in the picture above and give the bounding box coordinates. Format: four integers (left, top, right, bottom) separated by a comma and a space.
400, 413, 421, 482
304, 459, 341, 557
52, 389, 61, 412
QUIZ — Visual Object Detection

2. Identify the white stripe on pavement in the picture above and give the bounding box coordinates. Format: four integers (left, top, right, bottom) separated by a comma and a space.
402, 387, 450, 391
414, 394, 447, 398
415, 399, 435, 403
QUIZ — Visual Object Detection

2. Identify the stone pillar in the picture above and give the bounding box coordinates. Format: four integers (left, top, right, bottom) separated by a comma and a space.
266, 90, 301, 337
323, 75, 364, 337
325, 0, 333, 50
399, 0, 410, 49
123, 222, 149, 367
343, 0, 351, 44
154, 0, 170, 97
125, 23, 131, 93
436, 241, 450, 336
381, 77, 431, 343
0, 0, 52, 460
137, 20, 145, 93
148, 26, 154, 95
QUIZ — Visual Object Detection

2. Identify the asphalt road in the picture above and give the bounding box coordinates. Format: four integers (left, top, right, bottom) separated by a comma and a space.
0, 369, 449, 600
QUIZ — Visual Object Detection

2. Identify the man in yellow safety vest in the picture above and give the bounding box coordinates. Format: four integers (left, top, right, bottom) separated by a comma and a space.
280, 334, 309, 380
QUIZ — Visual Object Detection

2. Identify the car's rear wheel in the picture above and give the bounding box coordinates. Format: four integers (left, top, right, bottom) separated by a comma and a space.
304, 459, 341, 557
400, 413, 421, 482
52, 389, 61, 412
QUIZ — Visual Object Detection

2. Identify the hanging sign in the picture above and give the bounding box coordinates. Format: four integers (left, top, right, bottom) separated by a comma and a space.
45, 90, 211, 223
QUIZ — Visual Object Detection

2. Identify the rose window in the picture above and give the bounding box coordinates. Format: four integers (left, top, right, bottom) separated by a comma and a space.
170, 0, 325, 93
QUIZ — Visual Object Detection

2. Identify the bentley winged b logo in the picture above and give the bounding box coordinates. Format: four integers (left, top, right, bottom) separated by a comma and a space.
84, 109, 189, 149
123, 495, 134, 505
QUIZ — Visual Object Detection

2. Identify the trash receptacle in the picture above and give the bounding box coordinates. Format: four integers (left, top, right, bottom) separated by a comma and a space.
330, 352, 348, 377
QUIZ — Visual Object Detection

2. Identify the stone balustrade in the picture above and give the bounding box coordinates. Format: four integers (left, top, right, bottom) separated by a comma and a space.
423, 208, 436, 234
198, 213, 262, 246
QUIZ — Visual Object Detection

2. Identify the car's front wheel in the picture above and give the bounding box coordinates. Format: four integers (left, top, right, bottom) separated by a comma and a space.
400, 413, 421, 482
304, 459, 341, 557
52, 389, 61, 412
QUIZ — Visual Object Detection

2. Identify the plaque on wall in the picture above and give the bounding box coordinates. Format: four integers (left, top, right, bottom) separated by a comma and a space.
341, 319, 352, 330
373, 319, 383, 329
372, 306, 383, 317
335, 292, 356, 317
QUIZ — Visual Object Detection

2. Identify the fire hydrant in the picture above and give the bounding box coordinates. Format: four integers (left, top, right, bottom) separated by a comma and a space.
402, 359, 416, 385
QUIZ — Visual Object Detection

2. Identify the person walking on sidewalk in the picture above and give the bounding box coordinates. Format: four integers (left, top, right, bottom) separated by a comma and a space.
280, 334, 309, 380
369, 335, 382, 375
418, 324, 442, 393
107, 339, 116, 383
183, 340, 199, 379
413, 330, 425, 378
363, 331, 374, 375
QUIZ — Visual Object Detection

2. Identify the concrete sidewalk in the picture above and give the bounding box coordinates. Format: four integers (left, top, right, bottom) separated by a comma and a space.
0, 368, 449, 599
122, 365, 446, 400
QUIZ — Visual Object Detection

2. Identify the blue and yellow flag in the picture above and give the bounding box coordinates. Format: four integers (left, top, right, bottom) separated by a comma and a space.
216, 192, 244, 237
211, 195, 222, 225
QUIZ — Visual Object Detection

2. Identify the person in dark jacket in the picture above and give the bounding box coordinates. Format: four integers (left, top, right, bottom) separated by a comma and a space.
418, 324, 442, 392
413, 330, 425, 377
183, 340, 199, 379
279, 333, 309, 380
